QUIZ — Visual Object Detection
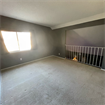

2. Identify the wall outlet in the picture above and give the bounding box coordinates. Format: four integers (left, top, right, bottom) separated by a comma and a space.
58, 53, 60, 55
20, 58, 22, 60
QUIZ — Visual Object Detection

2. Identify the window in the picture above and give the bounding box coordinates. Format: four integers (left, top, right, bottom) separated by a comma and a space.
1, 31, 31, 52
1, 31, 19, 52
17, 32, 31, 51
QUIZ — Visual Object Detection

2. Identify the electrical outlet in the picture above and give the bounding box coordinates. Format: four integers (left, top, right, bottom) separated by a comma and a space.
20, 58, 22, 60
58, 53, 60, 55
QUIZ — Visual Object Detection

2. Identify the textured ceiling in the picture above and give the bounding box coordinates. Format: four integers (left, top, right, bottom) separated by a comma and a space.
0, 0, 104, 29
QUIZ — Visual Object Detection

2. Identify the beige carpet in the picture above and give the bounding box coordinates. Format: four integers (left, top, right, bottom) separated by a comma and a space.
1, 56, 105, 105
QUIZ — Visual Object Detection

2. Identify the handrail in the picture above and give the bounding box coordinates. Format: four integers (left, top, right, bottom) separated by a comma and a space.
65, 45, 104, 68
65, 45, 105, 48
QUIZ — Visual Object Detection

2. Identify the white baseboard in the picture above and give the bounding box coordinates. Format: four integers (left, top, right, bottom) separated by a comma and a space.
53, 55, 65, 59
1, 55, 66, 71
1, 55, 103, 72
1, 55, 54, 71
101, 68, 105, 71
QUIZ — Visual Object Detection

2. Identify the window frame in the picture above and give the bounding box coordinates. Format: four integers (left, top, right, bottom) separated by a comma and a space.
1, 30, 32, 53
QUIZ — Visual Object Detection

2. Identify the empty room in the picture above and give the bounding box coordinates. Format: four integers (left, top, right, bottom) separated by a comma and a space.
0, 0, 105, 105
